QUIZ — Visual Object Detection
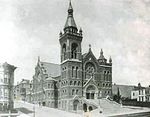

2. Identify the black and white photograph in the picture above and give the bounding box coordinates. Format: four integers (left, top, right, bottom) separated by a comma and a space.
0, 0, 150, 116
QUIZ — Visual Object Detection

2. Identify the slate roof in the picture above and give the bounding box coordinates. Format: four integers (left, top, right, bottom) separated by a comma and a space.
65, 16, 77, 29
112, 84, 135, 98
82, 53, 88, 59
40, 62, 61, 77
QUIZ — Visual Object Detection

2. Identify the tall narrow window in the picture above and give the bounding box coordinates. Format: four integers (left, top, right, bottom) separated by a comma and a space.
72, 89, 75, 95
71, 43, 78, 59
72, 66, 74, 78
76, 67, 78, 78
62, 44, 66, 60
76, 89, 79, 94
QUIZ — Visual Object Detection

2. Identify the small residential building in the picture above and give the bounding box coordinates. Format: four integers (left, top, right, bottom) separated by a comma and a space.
0, 62, 16, 111
131, 84, 150, 102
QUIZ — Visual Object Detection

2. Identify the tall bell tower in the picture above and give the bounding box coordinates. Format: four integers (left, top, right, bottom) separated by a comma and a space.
59, 1, 83, 111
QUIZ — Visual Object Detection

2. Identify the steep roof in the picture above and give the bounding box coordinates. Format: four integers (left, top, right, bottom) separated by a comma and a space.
64, 1, 77, 30
40, 62, 61, 77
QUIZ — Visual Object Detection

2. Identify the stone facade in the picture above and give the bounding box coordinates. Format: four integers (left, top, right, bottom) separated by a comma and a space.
32, 60, 60, 107
0, 62, 16, 111
32, 1, 112, 112
14, 79, 32, 102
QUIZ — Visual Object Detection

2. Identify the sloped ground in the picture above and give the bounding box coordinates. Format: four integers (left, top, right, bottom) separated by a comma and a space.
14, 99, 150, 117
14, 101, 81, 117
88, 98, 150, 116
15, 107, 33, 114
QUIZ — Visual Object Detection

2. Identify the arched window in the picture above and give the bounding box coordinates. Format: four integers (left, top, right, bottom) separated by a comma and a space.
72, 66, 74, 78
76, 67, 78, 78
74, 81, 76, 85
103, 83, 105, 87
78, 81, 80, 86
107, 71, 109, 81
70, 81, 72, 85
72, 89, 75, 95
104, 71, 106, 81
62, 44, 66, 60
85, 62, 95, 79
71, 43, 78, 59
76, 89, 79, 94
64, 67, 67, 78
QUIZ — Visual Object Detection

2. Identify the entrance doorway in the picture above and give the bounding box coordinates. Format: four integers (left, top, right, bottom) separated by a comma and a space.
73, 100, 79, 111
42, 102, 46, 106
86, 85, 96, 99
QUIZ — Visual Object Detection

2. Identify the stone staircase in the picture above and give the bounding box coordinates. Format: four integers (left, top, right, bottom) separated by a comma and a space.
83, 98, 124, 114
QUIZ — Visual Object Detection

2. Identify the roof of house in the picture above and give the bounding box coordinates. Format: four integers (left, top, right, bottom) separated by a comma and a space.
112, 84, 135, 98
45, 76, 57, 81
40, 62, 61, 77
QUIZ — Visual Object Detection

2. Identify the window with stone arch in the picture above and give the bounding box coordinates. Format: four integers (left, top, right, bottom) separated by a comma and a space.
76, 89, 79, 94
62, 43, 66, 60
74, 81, 77, 86
72, 66, 74, 78
107, 71, 110, 81
85, 62, 95, 79
70, 81, 72, 85
72, 89, 75, 95
71, 43, 78, 59
78, 81, 80, 86
76, 67, 78, 78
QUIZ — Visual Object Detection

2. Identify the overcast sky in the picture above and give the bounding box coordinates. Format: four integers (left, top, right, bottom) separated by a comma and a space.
0, 0, 150, 86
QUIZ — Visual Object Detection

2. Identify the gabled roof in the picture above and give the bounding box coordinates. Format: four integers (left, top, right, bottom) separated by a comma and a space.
20, 79, 30, 84
39, 62, 61, 77
45, 76, 56, 81
82, 49, 99, 66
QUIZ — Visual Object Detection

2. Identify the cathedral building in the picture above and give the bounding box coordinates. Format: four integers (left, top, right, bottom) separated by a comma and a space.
32, 1, 112, 112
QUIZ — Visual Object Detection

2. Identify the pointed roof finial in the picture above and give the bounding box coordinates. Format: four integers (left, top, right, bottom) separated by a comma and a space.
59, 31, 62, 37
89, 44, 91, 51
68, 0, 73, 11
99, 49, 106, 60
100, 49, 103, 55
109, 56, 112, 63
64, 0, 77, 32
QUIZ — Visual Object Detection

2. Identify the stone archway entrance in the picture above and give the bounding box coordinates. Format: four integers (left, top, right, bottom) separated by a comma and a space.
86, 85, 97, 99
73, 100, 79, 111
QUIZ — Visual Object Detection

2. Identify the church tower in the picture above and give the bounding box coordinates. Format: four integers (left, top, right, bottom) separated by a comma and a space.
59, 1, 83, 111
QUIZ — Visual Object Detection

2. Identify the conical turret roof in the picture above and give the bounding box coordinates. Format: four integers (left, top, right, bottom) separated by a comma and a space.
64, 1, 77, 30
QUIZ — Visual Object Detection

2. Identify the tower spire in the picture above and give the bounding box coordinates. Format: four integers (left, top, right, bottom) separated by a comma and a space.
68, 0, 73, 15
109, 56, 112, 63
64, 1, 78, 33
89, 44, 91, 51
99, 49, 104, 59
98, 49, 107, 63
